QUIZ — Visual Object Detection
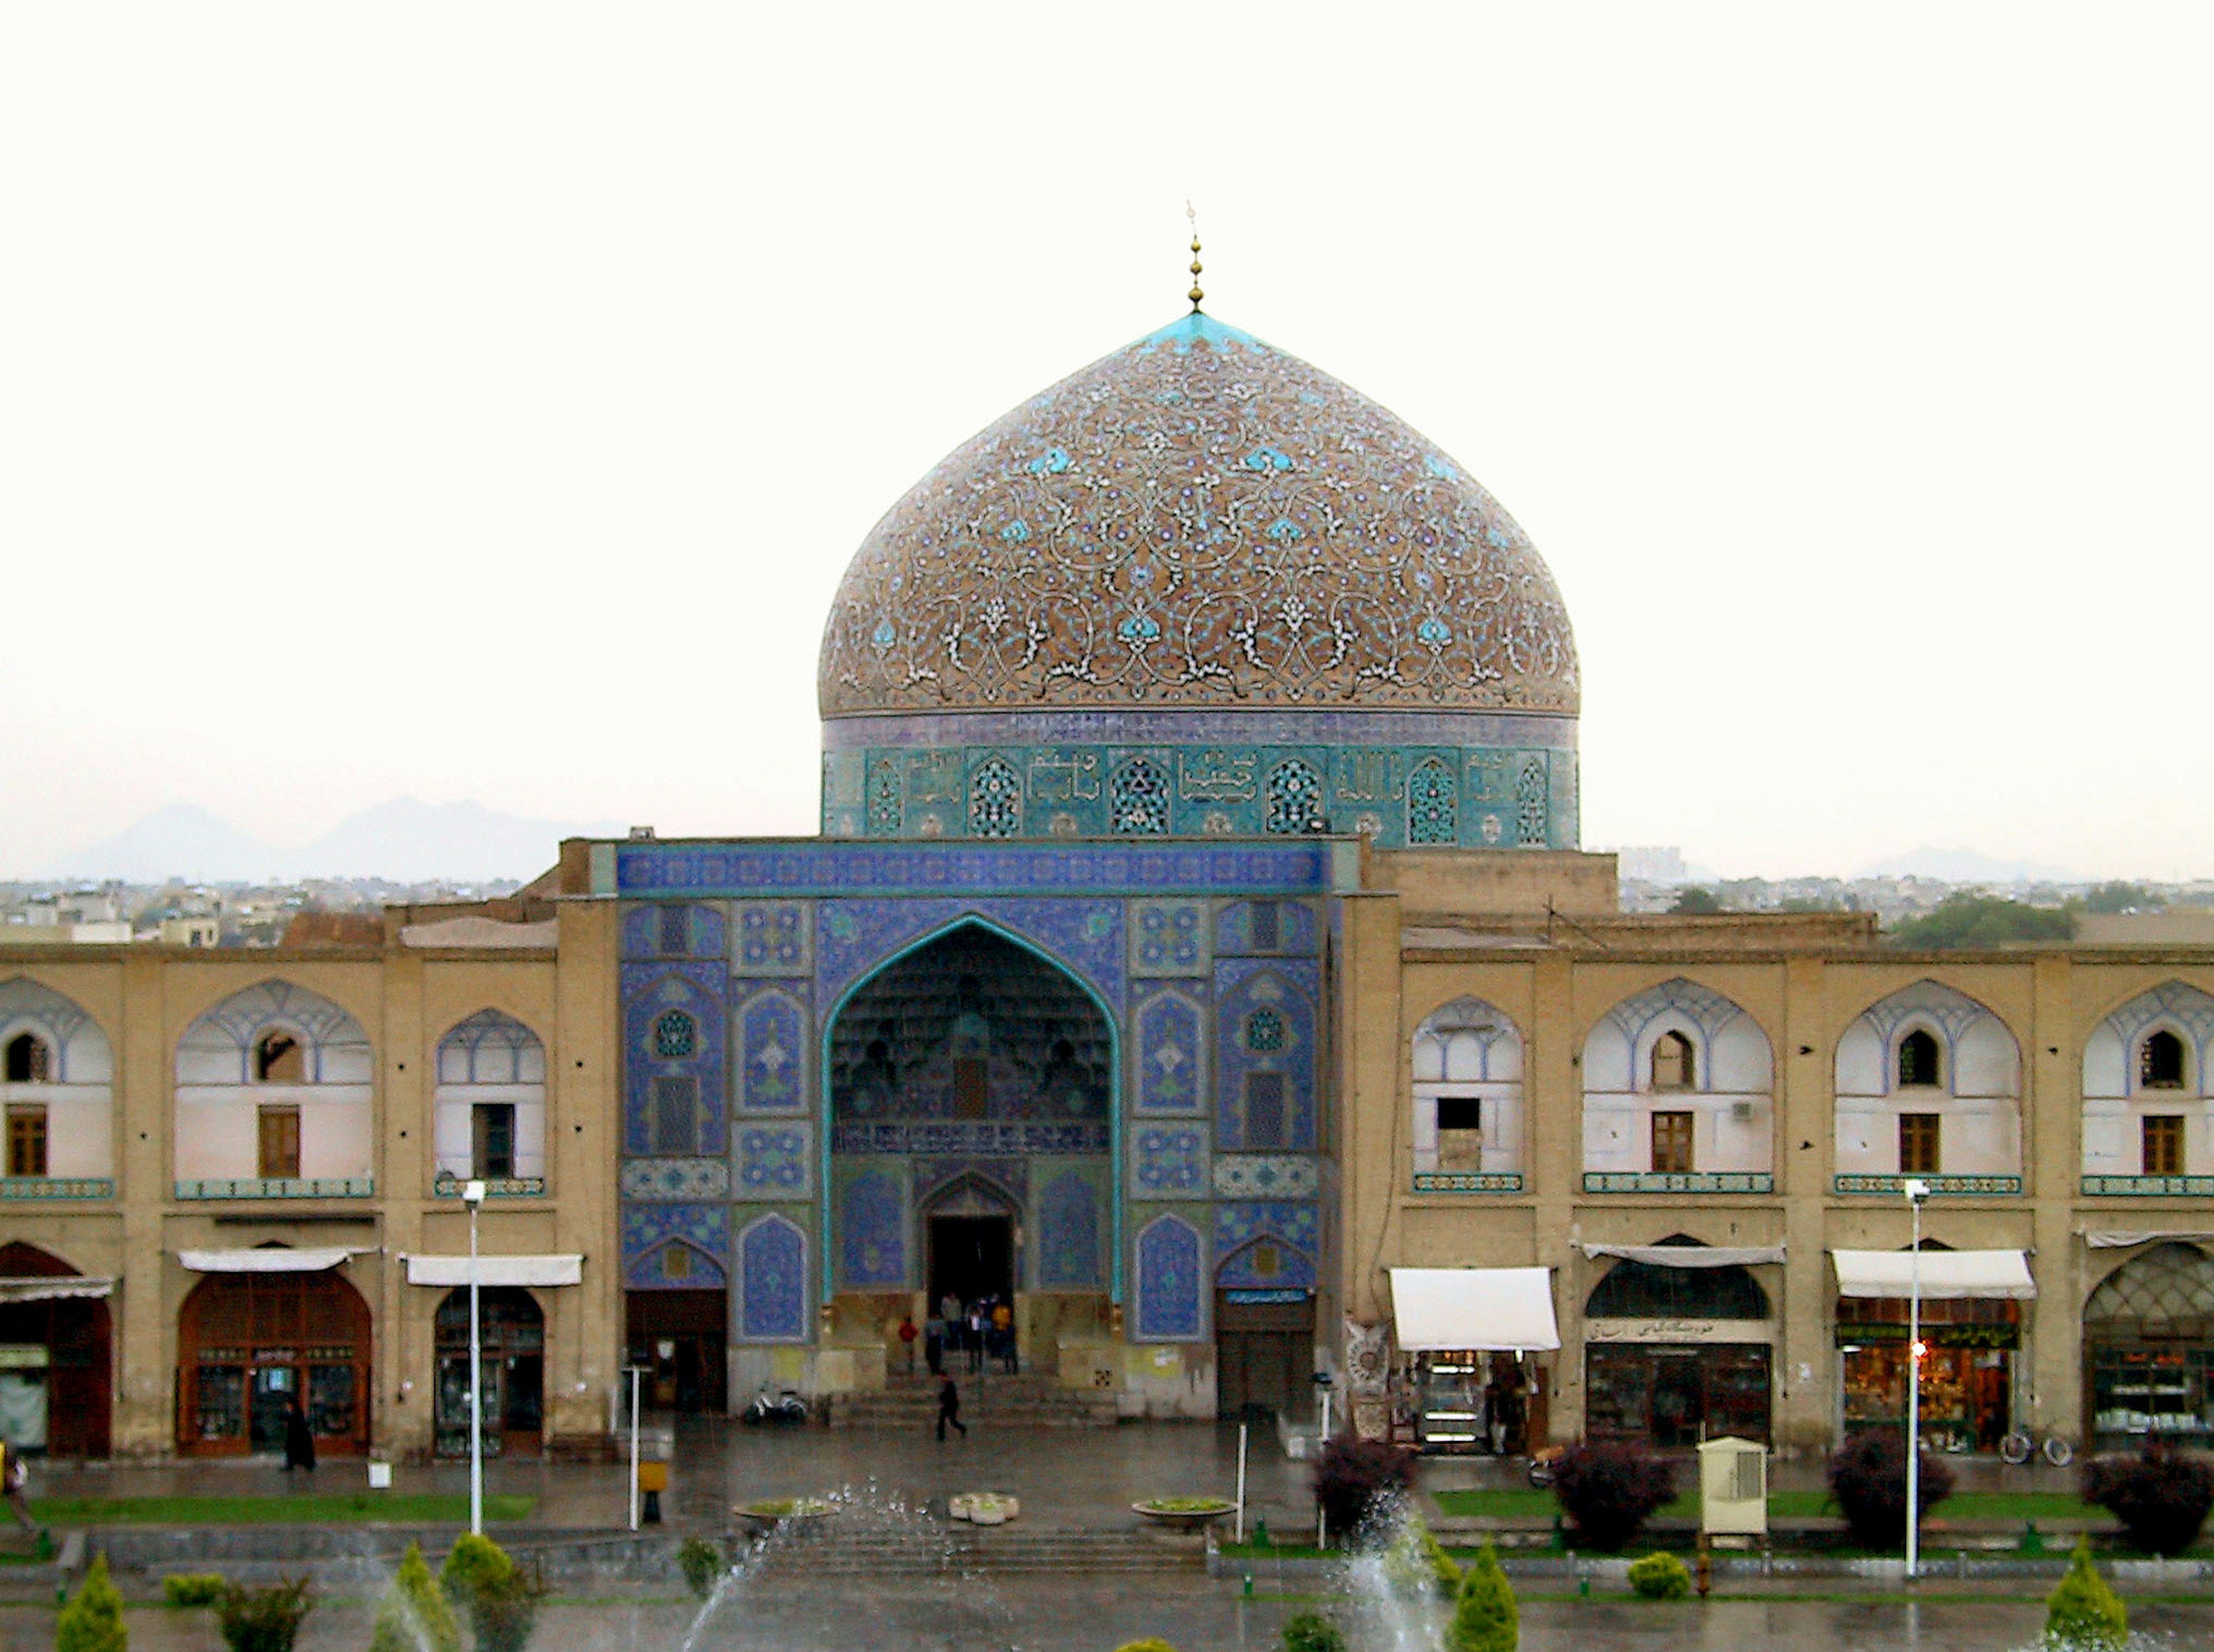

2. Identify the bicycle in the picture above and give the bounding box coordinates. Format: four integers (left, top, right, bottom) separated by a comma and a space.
1999, 1430, 2074, 1467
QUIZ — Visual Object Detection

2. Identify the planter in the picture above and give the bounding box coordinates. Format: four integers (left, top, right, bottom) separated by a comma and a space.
949, 1492, 1021, 1525
1133, 1497, 1236, 1533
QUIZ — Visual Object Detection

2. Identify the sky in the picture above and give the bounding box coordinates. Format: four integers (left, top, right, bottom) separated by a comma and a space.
3, 3, 2209, 882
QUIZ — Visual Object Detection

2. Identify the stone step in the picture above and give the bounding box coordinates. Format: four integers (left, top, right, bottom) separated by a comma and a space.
746, 1526, 1206, 1576
822, 1379, 1117, 1428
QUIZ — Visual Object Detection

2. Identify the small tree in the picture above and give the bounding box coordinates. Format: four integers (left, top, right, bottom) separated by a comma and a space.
2044, 1538, 2126, 1650
440, 1533, 543, 1652
56, 1552, 127, 1652
676, 1535, 725, 1600
439, 1533, 513, 1605
1626, 1551, 1692, 1601
2083, 1446, 2214, 1557
1311, 1435, 1417, 1545
369, 1542, 460, 1652
1826, 1429, 1955, 1551
1443, 1542, 1516, 1652
214, 1579, 314, 1652
1279, 1610, 1348, 1652
1381, 1510, 1462, 1598
1549, 1443, 1677, 1553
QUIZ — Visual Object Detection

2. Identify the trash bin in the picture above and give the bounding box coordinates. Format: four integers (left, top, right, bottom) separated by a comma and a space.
638, 1459, 668, 1525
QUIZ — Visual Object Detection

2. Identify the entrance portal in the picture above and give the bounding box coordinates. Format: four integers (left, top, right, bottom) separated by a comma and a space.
434, 1287, 545, 1458
929, 1217, 1014, 1312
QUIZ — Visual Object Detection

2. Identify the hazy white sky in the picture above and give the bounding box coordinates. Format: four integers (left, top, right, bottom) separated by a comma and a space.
4, 3, 2209, 880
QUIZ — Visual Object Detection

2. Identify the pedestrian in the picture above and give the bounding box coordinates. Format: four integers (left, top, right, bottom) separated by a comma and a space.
992, 1299, 1015, 1373
966, 1303, 985, 1374
897, 1312, 919, 1375
1, 1446, 31, 1534
935, 1376, 967, 1441
924, 1315, 944, 1377
281, 1394, 316, 1472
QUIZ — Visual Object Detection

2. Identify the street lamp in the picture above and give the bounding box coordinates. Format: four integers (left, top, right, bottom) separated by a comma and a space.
1903, 1176, 1930, 1582
462, 1177, 486, 1537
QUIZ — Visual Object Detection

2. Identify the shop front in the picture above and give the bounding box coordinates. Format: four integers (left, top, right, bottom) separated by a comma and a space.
400, 1253, 579, 1457
2082, 1240, 2214, 1452
0, 1242, 114, 1458
1832, 1247, 2033, 1455
1387, 1266, 1558, 1455
176, 1249, 372, 1457
1579, 1240, 1780, 1447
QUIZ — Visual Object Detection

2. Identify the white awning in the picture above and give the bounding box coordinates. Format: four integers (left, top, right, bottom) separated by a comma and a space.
0, 1276, 115, 1304
2085, 1231, 2214, 1250
403, 1254, 582, 1289
178, 1247, 367, 1274
1388, 1267, 1560, 1352
1583, 1244, 1786, 1268
1831, 1249, 2035, 1300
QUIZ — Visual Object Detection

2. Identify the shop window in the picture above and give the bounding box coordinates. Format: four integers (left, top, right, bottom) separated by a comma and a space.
2144, 1114, 2185, 1177
1650, 1110, 1695, 1174
6, 1105, 46, 1177
3, 1033, 50, 1084
1899, 1112, 1941, 1175
1245, 1071, 1286, 1148
1650, 1031, 1695, 1092
2141, 1030, 2187, 1091
652, 1075, 698, 1154
1436, 1096, 1483, 1171
254, 1033, 304, 1084
257, 1105, 302, 1179
1897, 1029, 1941, 1089
473, 1102, 517, 1180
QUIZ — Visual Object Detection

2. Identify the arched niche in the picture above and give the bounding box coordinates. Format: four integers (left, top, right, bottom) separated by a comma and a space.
1833, 980, 2021, 1184
2081, 982, 2214, 1183
433, 1010, 547, 1194
1410, 996, 1523, 1181
1580, 978, 1773, 1186
0, 978, 114, 1184
173, 981, 372, 1191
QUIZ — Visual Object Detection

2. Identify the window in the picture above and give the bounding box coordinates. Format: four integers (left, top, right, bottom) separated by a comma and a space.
1650, 1030, 1695, 1092
2144, 1115, 2185, 1177
952, 1058, 989, 1119
258, 1105, 302, 1179
473, 1103, 516, 1180
1436, 1095, 1482, 1171
1897, 1029, 1941, 1089
652, 1075, 698, 1154
663, 1245, 691, 1281
1650, 1110, 1695, 1174
254, 1032, 304, 1083
1245, 1071, 1286, 1148
1899, 1112, 1941, 1175
652, 1010, 696, 1061
5, 1105, 46, 1177
2141, 1030, 2186, 1091
3, 1034, 50, 1085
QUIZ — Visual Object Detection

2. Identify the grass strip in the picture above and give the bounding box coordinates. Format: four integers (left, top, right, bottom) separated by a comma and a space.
29, 1493, 536, 1526
1432, 1488, 2092, 1522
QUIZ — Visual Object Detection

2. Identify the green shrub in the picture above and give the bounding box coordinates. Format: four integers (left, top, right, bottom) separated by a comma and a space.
57, 1553, 127, 1652
214, 1578, 314, 1652
439, 1533, 543, 1652
162, 1573, 227, 1607
1826, 1429, 1955, 1551
2044, 1538, 2126, 1651
439, 1532, 514, 1603
1444, 1541, 1516, 1652
1626, 1551, 1692, 1601
368, 1541, 460, 1652
1380, 1511, 1462, 1598
1279, 1609, 1346, 1652
2083, 1446, 2214, 1557
676, 1534, 725, 1600
1549, 1443, 1677, 1553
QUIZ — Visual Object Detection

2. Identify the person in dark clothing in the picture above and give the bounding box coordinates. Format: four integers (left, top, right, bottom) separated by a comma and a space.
924, 1316, 944, 1376
935, 1377, 967, 1441
281, 1395, 317, 1472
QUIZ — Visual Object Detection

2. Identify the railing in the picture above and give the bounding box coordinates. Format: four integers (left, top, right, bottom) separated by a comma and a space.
432, 1171, 547, 1198
172, 1177, 375, 1200
1833, 1173, 2022, 1196
1583, 1171, 1775, 1194
2081, 1175, 2214, 1198
0, 1177, 113, 1200
1411, 1171, 1524, 1194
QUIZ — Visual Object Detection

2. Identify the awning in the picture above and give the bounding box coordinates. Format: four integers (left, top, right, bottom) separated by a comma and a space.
1831, 1249, 2035, 1301
1388, 1267, 1560, 1352
2085, 1231, 2214, 1250
1583, 1244, 1785, 1268
403, 1254, 582, 1289
178, 1247, 367, 1274
0, 1276, 115, 1304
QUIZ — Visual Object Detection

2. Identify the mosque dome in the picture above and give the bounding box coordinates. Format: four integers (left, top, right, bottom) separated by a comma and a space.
818, 313, 1577, 720
816, 312, 1582, 850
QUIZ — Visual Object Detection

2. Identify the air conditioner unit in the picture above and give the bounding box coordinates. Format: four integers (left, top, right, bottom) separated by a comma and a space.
1729, 1101, 1756, 1124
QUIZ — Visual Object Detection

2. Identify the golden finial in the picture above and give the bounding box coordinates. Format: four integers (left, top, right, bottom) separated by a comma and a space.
1186, 200, 1204, 313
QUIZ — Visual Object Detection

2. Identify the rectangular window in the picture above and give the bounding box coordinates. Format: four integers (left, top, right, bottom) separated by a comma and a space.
473, 1102, 517, 1180
652, 1075, 698, 1155
1245, 1071, 1286, 1148
2144, 1114, 2185, 1177
1650, 1110, 1695, 1175
1899, 1112, 1941, 1176
1435, 1095, 1483, 1171
952, 1058, 989, 1120
258, 1105, 302, 1179
5, 1105, 46, 1177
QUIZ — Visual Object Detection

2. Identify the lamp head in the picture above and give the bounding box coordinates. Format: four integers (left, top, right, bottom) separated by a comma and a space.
1903, 1178, 1931, 1206
462, 1179, 487, 1208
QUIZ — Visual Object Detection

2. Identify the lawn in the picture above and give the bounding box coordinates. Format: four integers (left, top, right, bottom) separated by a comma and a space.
1430, 1488, 2091, 1522
29, 1493, 536, 1526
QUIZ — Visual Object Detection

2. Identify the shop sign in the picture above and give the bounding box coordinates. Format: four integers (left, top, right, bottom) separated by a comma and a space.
1584, 1318, 1775, 1345
0, 1346, 47, 1369
1833, 1322, 2019, 1350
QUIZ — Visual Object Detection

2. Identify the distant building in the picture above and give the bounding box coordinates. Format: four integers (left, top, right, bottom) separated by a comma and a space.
1611, 846, 1689, 883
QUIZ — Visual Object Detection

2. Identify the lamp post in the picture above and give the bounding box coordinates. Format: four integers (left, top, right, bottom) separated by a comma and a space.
1904, 1177, 1930, 1582
463, 1177, 486, 1537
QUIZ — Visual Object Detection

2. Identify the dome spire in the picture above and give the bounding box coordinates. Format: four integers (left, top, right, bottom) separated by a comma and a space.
1185, 200, 1204, 313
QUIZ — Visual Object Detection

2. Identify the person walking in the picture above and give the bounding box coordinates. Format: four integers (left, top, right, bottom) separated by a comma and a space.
992, 1299, 1015, 1373
1, 1446, 32, 1534
897, 1312, 919, 1376
935, 1376, 967, 1441
281, 1394, 317, 1472
966, 1304, 985, 1375
924, 1315, 944, 1377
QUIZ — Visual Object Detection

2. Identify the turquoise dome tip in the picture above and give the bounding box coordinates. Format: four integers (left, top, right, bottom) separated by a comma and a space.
1134, 312, 1266, 353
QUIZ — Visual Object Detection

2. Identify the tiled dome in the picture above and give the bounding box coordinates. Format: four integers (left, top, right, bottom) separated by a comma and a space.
818, 313, 1579, 720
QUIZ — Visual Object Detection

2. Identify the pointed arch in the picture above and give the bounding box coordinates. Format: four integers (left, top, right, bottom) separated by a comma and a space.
174, 980, 372, 1191
1580, 978, 1773, 1187
2082, 981, 2214, 1183
1833, 980, 2021, 1186
1412, 996, 1523, 1182
736, 1214, 809, 1342
433, 1009, 547, 1192
1406, 756, 1458, 845
175, 979, 371, 1087
1133, 1212, 1204, 1341
0, 979, 114, 1184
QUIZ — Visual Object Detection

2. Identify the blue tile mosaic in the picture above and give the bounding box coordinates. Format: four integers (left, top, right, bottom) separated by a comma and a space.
1134, 1213, 1206, 1341
839, 1168, 906, 1289
737, 1214, 810, 1342
1037, 1168, 1104, 1288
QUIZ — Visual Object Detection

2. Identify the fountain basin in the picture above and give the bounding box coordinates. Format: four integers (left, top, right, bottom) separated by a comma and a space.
1132, 1497, 1236, 1532
732, 1496, 835, 1536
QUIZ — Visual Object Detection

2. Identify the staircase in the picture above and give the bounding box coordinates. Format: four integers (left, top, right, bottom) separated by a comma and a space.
820, 1371, 1119, 1429
746, 1523, 1206, 1576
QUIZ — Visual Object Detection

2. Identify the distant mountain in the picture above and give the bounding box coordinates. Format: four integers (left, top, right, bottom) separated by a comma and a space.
46, 799, 620, 883
1854, 846, 2083, 884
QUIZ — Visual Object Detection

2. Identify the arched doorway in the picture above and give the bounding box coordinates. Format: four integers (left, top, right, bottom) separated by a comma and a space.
0, 1242, 111, 1458
2084, 1242, 2214, 1453
1583, 1238, 1774, 1447
827, 923, 1113, 1373
177, 1267, 371, 1456
434, 1287, 545, 1459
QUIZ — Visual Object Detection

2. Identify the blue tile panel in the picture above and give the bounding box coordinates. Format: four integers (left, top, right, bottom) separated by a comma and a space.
613, 838, 1347, 898
737, 1214, 809, 1341
1134, 1213, 1206, 1341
